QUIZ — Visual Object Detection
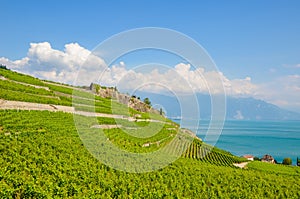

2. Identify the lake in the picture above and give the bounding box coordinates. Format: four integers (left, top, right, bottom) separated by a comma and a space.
173, 119, 300, 164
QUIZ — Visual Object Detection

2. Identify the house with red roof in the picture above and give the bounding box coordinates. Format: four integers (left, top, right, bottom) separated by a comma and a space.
243, 155, 254, 161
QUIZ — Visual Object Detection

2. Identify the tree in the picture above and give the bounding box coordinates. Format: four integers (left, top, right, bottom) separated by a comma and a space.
282, 157, 292, 165
143, 98, 151, 106
159, 108, 163, 115
0, 64, 8, 70
95, 84, 100, 93
254, 156, 260, 161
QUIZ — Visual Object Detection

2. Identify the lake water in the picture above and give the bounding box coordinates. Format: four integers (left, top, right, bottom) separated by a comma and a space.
173, 119, 300, 164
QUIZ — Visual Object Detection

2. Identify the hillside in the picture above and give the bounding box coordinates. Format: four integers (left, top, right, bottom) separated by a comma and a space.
0, 68, 243, 165
0, 68, 300, 198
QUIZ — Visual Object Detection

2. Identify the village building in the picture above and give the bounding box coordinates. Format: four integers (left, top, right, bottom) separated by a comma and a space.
261, 154, 275, 164
243, 155, 254, 161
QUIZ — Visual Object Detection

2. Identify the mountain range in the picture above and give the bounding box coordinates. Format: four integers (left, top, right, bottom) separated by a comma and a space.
134, 91, 300, 120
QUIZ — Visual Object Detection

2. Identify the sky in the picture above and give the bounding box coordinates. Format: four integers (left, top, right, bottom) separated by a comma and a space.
0, 0, 300, 112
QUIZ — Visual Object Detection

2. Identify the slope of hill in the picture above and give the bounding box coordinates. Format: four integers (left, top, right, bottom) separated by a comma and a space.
0, 68, 243, 164
0, 68, 300, 198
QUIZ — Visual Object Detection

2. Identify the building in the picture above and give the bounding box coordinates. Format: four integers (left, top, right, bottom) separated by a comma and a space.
261, 154, 275, 164
243, 155, 254, 161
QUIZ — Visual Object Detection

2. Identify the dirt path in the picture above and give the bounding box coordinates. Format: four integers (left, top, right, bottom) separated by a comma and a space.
233, 162, 249, 168
0, 100, 170, 123
0, 99, 75, 112
11, 80, 50, 91
90, 124, 122, 129
0, 100, 130, 119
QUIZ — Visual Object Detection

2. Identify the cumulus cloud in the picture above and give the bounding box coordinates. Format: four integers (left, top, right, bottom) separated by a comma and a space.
96, 62, 257, 97
0, 42, 257, 96
256, 74, 300, 112
0, 42, 106, 84
1, 41, 300, 111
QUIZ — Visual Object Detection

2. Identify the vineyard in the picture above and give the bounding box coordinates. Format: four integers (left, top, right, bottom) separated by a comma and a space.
247, 161, 300, 176
0, 69, 157, 120
182, 140, 245, 166
0, 110, 300, 198
1, 69, 300, 198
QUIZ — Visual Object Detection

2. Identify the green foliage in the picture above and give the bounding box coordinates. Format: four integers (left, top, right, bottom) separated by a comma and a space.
1, 70, 300, 198
282, 157, 292, 165
0, 70, 73, 105
0, 69, 45, 86
182, 140, 246, 166
0, 69, 151, 117
0, 110, 300, 198
254, 156, 260, 161
0, 88, 71, 106
95, 84, 100, 93
143, 97, 151, 106
45, 83, 74, 95
0, 69, 158, 117
247, 161, 300, 176
160, 108, 163, 115
0, 64, 8, 70
0, 79, 53, 96
103, 123, 176, 153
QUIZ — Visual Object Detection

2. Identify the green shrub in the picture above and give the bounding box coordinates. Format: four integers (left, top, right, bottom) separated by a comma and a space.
282, 157, 292, 165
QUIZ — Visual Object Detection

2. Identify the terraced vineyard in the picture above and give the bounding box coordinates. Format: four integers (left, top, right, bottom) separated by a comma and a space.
1, 110, 300, 198
0, 69, 161, 120
182, 140, 245, 166
1, 68, 300, 198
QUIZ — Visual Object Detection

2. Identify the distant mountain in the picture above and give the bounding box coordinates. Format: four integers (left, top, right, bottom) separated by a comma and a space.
226, 97, 300, 120
134, 91, 300, 120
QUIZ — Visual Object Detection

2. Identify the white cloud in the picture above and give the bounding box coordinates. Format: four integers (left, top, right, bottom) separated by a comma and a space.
0, 42, 257, 96
256, 74, 300, 112
0, 57, 29, 69
98, 62, 257, 96
0, 42, 106, 84
1, 41, 299, 112
119, 61, 125, 67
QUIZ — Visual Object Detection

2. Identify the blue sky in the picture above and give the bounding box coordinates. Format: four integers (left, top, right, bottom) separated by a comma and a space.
0, 0, 300, 111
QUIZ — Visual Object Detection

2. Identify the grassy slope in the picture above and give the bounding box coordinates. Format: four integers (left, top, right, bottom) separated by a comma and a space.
0, 69, 300, 198
0, 69, 161, 119
0, 110, 299, 198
